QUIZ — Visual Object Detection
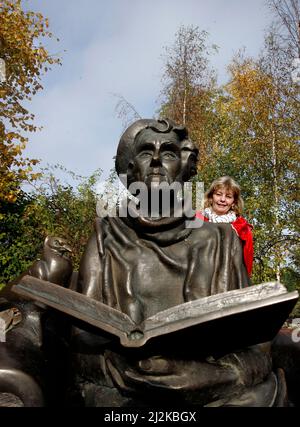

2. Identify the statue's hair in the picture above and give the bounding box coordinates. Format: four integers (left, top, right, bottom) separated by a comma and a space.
139, 118, 188, 140
115, 118, 198, 181
204, 176, 244, 215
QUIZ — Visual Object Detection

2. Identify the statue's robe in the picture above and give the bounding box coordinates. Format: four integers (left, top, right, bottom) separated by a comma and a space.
71, 215, 286, 407
78, 215, 250, 319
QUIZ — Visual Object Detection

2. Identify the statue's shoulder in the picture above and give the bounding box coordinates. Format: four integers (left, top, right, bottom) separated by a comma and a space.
91, 216, 124, 257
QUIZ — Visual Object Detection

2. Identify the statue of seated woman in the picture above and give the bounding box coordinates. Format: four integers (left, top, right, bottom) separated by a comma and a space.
0, 119, 290, 407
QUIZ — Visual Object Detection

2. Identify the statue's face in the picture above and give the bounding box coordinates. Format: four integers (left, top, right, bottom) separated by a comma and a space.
131, 129, 182, 188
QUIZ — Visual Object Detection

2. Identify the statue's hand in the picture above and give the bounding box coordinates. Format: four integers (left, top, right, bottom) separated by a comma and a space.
128, 356, 238, 390
106, 353, 238, 394
106, 345, 272, 402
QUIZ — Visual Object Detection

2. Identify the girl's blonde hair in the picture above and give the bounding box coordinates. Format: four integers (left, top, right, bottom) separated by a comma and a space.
204, 176, 244, 215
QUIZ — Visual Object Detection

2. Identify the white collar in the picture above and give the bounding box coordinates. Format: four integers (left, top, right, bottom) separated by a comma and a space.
203, 207, 236, 223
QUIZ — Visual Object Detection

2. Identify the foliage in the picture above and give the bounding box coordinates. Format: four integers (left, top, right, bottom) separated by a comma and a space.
0, 166, 104, 287
0, 0, 60, 203
25, 165, 104, 270
0, 189, 44, 288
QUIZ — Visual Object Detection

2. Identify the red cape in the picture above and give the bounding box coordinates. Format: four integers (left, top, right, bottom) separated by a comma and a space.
195, 212, 253, 277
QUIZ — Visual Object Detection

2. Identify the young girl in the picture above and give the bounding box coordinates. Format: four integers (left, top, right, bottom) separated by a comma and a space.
196, 176, 254, 277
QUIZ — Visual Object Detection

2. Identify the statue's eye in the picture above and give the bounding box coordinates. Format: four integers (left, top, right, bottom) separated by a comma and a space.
138, 151, 152, 158
54, 239, 60, 246
162, 152, 177, 160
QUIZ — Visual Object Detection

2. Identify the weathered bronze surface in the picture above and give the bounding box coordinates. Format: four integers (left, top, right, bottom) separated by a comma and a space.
0, 118, 298, 407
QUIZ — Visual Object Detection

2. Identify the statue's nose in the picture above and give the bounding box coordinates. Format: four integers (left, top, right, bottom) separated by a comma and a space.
150, 153, 162, 167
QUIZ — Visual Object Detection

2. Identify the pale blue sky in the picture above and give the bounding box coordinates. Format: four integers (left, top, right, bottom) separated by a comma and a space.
22, 0, 273, 180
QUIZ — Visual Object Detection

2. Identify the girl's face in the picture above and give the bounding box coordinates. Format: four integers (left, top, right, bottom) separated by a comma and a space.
211, 186, 235, 215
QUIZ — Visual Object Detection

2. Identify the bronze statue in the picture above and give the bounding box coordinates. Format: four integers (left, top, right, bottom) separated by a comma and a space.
28, 236, 73, 286
69, 119, 285, 406
0, 236, 72, 302
0, 119, 297, 407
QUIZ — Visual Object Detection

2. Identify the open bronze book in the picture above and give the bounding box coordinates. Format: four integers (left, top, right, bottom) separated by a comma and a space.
12, 276, 298, 350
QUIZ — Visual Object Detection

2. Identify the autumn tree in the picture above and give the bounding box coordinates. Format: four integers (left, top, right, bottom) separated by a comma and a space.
254, 1, 300, 285
207, 53, 299, 285
158, 25, 220, 170
159, 25, 217, 123
158, 24, 299, 290
152, 16, 300, 319
0, 0, 60, 203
